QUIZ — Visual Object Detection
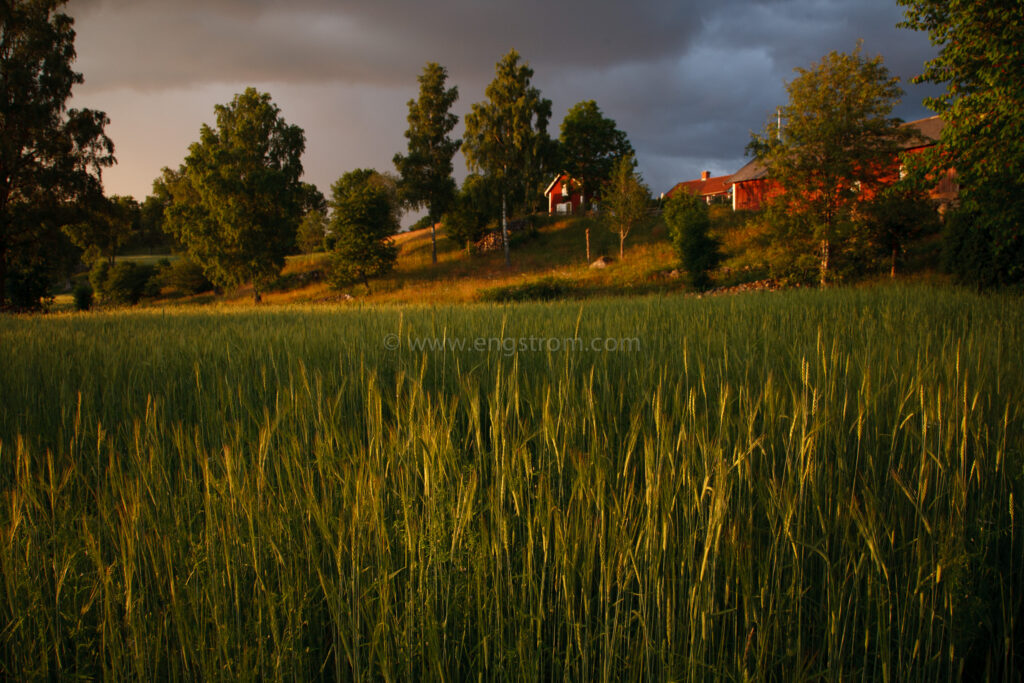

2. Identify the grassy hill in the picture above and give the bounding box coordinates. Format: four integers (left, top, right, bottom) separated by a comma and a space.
241, 213, 686, 307
58, 207, 946, 310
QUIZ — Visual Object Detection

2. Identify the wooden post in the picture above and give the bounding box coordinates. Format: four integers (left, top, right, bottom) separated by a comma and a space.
501, 195, 510, 267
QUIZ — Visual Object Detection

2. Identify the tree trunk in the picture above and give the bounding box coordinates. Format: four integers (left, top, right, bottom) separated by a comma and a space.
620, 232, 625, 260
253, 286, 262, 304
501, 196, 510, 267
890, 247, 898, 279
585, 227, 591, 263
819, 239, 831, 287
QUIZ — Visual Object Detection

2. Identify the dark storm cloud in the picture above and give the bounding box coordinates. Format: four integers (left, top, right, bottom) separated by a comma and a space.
65, 0, 940, 203
70, 0, 714, 89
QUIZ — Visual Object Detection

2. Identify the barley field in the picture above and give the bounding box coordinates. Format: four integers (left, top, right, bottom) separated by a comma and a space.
1, 285, 1021, 680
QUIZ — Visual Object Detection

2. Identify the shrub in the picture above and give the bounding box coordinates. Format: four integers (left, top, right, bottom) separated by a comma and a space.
161, 257, 214, 296
297, 210, 328, 254
665, 192, 721, 290
443, 204, 487, 251
72, 283, 93, 311
89, 260, 111, 299
102, 262, 158, 305
4, 265, 51, 311
860, 187, 940, 277
942, 204, 1024, 289
480, 276, 572, 302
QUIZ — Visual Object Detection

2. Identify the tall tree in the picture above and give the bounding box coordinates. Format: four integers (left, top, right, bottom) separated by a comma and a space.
0, 0, 115, 309
327, 169, 400, 293
749, 44, 909, 286
160, 88, 306, 302
463, 49, 552, 266
602, 154, 649, 260
393, 62, 460, 265
559, 100, 633, 210
898, 0, 1024, 286
62, 194, 137, 265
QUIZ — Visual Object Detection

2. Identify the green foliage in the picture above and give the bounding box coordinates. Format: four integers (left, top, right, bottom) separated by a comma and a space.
664, 191, 721, 289
558, 100, 633, 207
941, 205, 1024, 289
899, 0, 1024, 287
296, 209, 327, 254
749, 44, 909, 285
100, 262, 159, 305
160, 257, 214, 296
160, 88, 306, 302
441, 205, 484, 253
479, 276, 572, 302
0, 0, 115, 309
3, 256, 54, 311
88, 260, 110, 298
463, 50, 555, 236
72, 282, 93, 311
62, 194, 138, 265
860, 185, 940, 277
394, 62, 460, 264
443, 174, 500, 251
602, 154, 650, 259
327, 169, 400, 291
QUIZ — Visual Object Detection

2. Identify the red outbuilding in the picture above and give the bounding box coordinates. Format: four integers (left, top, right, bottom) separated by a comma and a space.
664, 171, 733, 204
728, 116, 957, 211
544, 174, 585, 215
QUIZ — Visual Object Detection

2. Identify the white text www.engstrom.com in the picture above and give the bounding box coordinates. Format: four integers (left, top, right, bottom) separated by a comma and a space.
383, 334, 641, 355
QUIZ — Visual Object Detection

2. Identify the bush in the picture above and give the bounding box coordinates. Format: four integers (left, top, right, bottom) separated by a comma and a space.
100, 262, 158, 305
942, 204, 1024, 289
860, 187, 940, 277
161, 257, 214, 296
72, 283, 93, 311
480, 277, 573, 303
664, 192, 721, 290
297, 210, 328, 254
443, 204, 487, 251
4, 265, 51, 311
89, 260, 111, 299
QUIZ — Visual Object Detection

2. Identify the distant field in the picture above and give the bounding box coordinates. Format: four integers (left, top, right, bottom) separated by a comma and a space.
1, 285, 1021, 679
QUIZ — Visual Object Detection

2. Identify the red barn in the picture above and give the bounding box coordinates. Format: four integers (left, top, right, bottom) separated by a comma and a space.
728, 116, 957, 211
895, 115, 959, 206
664, 171, 733, 204
544, 174, 585, 215
729, 159, 781, 211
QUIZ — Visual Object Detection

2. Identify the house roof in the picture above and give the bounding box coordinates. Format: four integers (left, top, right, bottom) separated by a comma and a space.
900, 115, 944, 149
544, 173, 580, 198
666, 173, 733, 199
729, 158, 768, 184
729, 115, 944, 184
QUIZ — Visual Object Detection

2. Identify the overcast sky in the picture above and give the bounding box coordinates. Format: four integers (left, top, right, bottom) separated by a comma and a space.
66, 0, 940, 224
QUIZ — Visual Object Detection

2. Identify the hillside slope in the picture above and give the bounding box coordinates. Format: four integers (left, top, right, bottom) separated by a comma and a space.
223, 214, 687, 306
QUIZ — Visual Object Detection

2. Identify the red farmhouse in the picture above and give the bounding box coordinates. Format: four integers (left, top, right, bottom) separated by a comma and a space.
729, 116, 957, 211
664, 171, 733, 204
544, 174, 585, 215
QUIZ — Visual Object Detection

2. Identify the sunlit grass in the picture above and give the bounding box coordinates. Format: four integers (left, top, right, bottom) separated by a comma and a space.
1, 284, 1020, 679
